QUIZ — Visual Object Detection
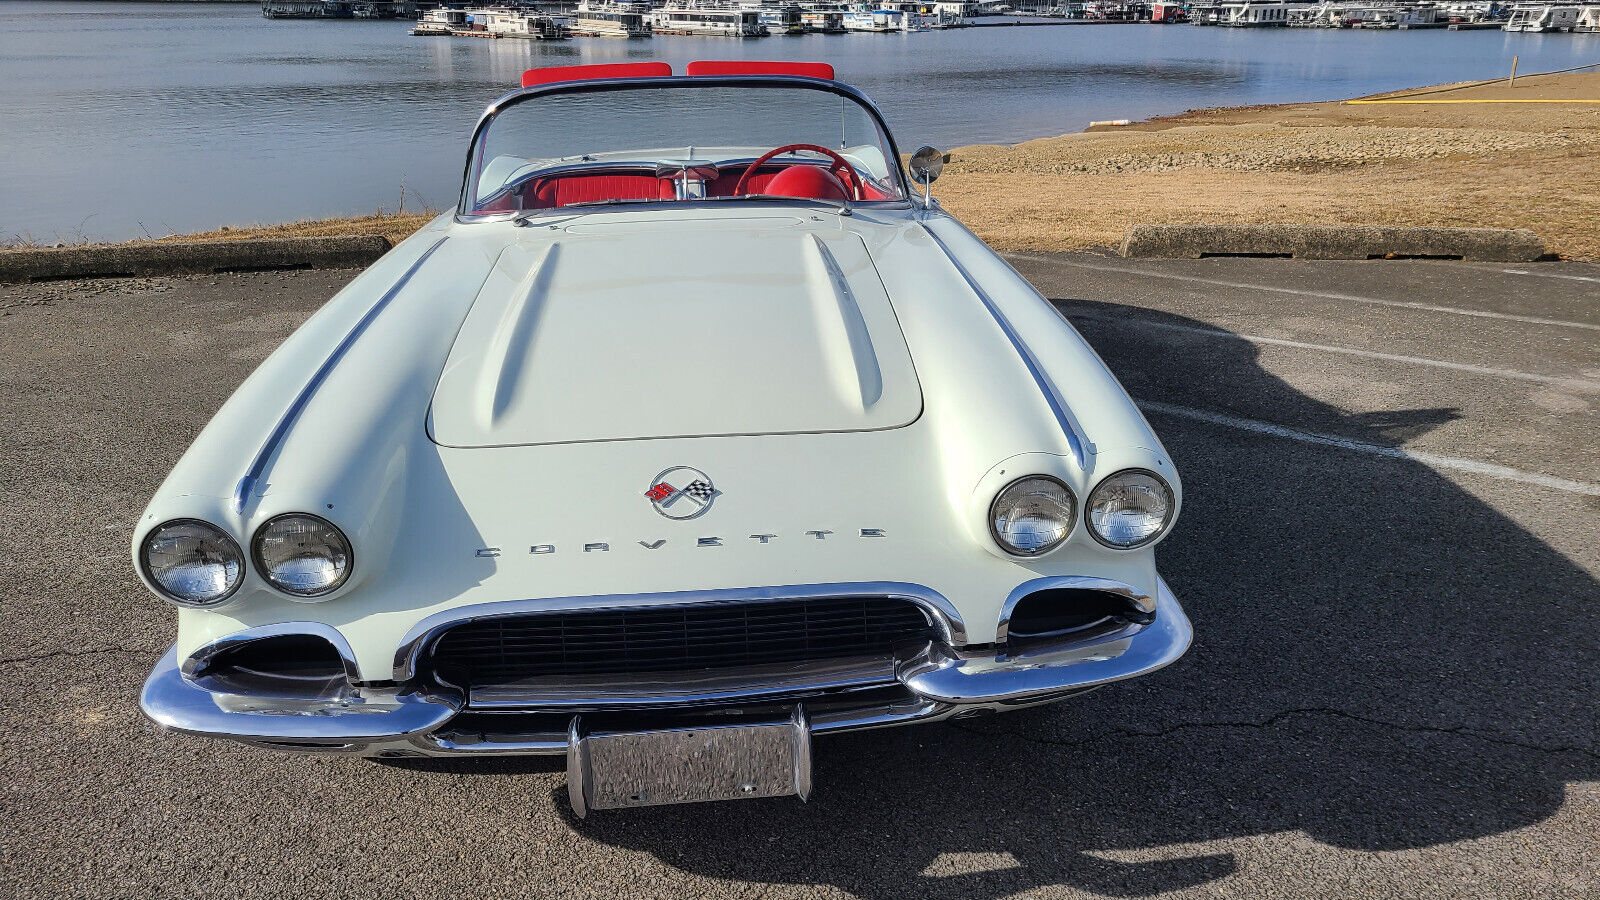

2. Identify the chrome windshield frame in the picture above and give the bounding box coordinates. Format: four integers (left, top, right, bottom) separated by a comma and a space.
455, 75, 914, 219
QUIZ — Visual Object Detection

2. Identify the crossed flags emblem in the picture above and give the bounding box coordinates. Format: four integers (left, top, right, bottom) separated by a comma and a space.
645, 478, 716, 505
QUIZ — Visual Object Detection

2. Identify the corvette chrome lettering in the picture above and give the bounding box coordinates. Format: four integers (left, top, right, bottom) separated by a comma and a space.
510, 529, 887, 556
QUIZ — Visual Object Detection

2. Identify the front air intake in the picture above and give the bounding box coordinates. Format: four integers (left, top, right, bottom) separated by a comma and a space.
423, 596, 938, 688
1005, 589, 1154, 646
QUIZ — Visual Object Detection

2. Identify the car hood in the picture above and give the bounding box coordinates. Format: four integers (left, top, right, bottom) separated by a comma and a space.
427, 224, 923, 448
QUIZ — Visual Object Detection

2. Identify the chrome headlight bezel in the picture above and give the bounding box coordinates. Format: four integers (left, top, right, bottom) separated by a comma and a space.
138, 518, 246, 608
988, 475, 1078, 558
251, 513, 353, 599
1085, 468, 1176, 550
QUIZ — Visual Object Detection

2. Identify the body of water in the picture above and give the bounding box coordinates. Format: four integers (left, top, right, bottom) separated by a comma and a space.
3, 2, 1596, 241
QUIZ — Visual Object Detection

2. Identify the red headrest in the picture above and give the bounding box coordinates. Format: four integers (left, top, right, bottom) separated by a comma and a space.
685, 61, 835, 80
521, 62, 673, 88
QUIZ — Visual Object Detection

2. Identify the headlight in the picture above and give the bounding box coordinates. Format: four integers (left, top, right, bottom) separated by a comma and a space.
252, 514, 352, 598
1086, 469, 1175, 549
989, 476, 1077, 557
140, 519, 245, 607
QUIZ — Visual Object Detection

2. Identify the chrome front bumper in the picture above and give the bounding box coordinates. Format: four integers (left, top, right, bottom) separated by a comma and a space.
140, 578, 1191, 756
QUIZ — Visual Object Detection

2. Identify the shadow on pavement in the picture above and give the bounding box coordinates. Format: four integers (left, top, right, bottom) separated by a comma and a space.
563, 300, 1600, 897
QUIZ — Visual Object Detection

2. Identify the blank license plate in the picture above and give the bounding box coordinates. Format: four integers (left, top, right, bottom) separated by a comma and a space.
566, 707, 811, 816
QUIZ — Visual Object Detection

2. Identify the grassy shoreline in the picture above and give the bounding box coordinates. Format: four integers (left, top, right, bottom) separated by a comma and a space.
12, 71, 1598, 259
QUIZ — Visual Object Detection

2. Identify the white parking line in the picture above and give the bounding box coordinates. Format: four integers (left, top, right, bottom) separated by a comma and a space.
1501, 268, 1600, 284
1011, 255, 1600, 333
1080, 316, 1600, 392
1140, 401, 1600, 497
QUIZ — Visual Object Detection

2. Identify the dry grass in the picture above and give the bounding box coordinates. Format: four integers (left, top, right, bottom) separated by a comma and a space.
1, 211, 435, 251
939, 71, 1600, 258
154, 211, 435, 247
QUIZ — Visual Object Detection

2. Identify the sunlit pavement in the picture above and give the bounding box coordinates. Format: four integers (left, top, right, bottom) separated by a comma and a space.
3, 256, 1597, 898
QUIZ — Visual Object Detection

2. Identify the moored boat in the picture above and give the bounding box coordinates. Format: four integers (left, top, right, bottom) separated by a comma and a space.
1503, 3, 1580, 30
468, 7, 573, 39
747, 1, 808, 33
652, 0, 768, 35
1216, 1, 1315, 25
572, 0, 654, 37
799, 1, 850, 30
843, 7, 909, 29
412, 7, 470, 34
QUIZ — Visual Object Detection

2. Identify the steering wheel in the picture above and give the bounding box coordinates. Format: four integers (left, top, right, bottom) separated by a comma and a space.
734, 143, 863, 201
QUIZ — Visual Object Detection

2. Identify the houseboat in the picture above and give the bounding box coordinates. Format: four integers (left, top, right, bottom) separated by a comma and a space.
571, 0, 653, 36
1503, 3, 1580, 29
412, 7, 470, 33
467, 7, 572, 38
652, 0, 768, 34
747, 1, 807, 32
1152, 1, 1189, 20
843, 7, 909, 29
1577, 4, 1600, 30
1216, 1, 1315, 25
799, 3, 850, 31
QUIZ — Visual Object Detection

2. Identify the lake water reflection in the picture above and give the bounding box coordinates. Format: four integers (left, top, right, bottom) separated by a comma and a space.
3, 2, 1594, 241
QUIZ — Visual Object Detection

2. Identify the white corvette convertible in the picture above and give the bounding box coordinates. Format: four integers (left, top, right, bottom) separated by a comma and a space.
137, 62, 1191, 814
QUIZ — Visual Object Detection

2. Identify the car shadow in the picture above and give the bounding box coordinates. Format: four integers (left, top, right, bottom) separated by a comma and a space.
548, 301, 1600, 896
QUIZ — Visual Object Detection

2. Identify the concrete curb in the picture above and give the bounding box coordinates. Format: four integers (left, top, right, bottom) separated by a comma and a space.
1119, 225, 1545, 262
0, 235, 393, 283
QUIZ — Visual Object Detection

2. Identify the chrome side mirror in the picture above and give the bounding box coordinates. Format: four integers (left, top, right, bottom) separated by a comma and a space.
909, 146, 944, 209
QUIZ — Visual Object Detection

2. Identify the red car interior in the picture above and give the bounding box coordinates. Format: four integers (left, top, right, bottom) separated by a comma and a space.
759, 166, 851, 202
682, 61, 835, 80
503, 164, 889, 211
521, 62, 672, 88
526, 174, 675, 208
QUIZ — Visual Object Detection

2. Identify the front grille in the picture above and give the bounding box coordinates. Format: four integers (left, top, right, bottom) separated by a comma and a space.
425, 596, 937, 686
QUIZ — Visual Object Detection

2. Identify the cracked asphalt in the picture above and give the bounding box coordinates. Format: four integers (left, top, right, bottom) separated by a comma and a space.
3, 254, 1598, 898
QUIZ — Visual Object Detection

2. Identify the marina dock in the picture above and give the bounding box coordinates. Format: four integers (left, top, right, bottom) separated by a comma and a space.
383, 3, 1600, 37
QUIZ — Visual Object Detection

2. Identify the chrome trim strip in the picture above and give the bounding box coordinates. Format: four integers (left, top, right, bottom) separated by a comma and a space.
142, 647, 462, 746
140, 579, 1189, 756
391, 581, 969, 682
920, 223, 1088, 468
399, 697, 953, 757
903, 577, 1190, 706
996, 576, 1159, 645
232, 236, 448, 513
566, 717, 589, 818
179, 621, 363, 684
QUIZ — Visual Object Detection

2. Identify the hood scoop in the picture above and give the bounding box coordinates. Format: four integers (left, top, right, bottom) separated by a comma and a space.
428, 226, 922, 448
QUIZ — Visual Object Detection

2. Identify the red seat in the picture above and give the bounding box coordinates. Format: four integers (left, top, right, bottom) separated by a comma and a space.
760, 165, 851, 201
525, 174, 673, 209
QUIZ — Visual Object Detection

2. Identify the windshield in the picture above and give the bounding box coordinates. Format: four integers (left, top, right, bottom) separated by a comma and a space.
463, 81, 907, 215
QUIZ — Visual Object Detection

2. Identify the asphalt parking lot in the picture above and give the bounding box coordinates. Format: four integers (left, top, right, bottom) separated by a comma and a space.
3, 252, 1597, 898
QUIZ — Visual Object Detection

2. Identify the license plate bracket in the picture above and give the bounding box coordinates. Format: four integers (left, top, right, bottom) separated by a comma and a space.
566, 706, 811, 816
